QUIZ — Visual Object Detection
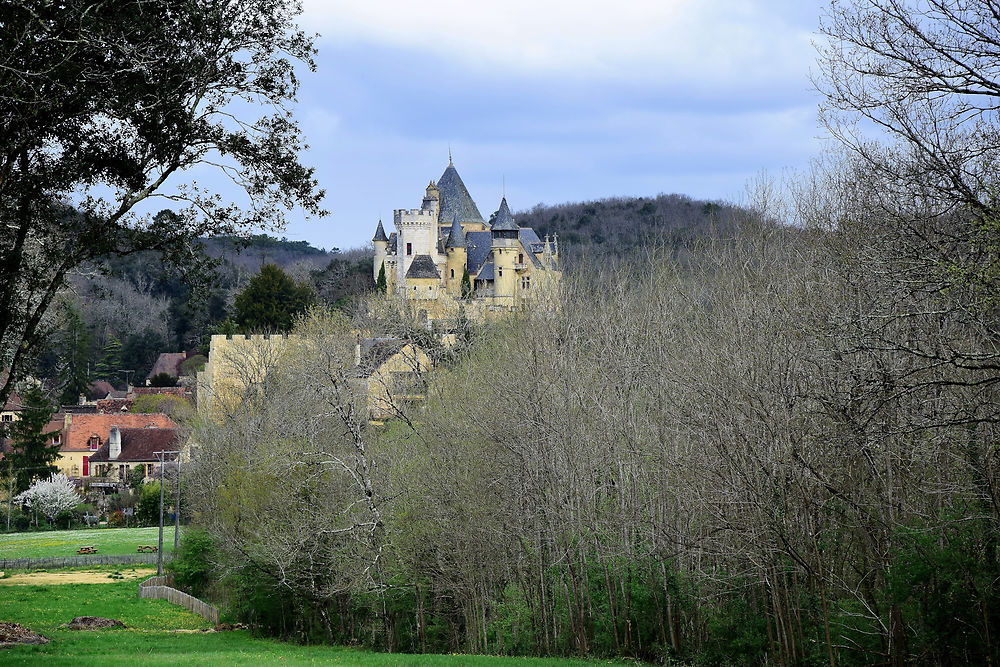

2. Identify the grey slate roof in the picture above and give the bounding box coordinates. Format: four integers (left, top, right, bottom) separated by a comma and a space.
476, 262, 495, 281
405, 254, 441, 279
354, 338, 407, 378
445, 213, 465, 248
490, 197, 519, 231
372, 220, 388, 243
437, 163, 484, 224
387, 232, 397, 254
465, 231, 493, 275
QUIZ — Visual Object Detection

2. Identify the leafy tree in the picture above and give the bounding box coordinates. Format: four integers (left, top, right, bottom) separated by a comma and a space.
137, 480, 162, 527
0, 0, 325, 414
233, 264, 316, 333
6, 384, 59, 494
376, 261, 387, 293
15, 474, 79, 524
148, 372, 178, 388
128, 465, 147, 493
56, 302, 93, 405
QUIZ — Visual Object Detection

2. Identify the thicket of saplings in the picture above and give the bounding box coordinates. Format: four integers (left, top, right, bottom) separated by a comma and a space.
179, 157, 1000, 665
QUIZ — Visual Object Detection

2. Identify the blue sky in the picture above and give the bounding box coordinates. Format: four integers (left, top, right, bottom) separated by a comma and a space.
270, 0, 828, 250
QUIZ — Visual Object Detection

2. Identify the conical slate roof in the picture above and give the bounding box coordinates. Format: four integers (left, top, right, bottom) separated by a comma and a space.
372, 219, 388, 243
490, 197, 519, 231
437, 163, 484, 224
445, 212, 466, 248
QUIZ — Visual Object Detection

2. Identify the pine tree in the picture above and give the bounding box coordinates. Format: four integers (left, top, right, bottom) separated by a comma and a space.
376, 261, 387, 294
461, 268, 473, 299
7, 384, 59, 494
95, 334, 123, 383
57, 303, 92, 405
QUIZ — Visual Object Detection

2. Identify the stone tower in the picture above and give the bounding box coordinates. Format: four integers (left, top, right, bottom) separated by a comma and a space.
490, 197, 519, 300
372, 219, 388, 285
445, 212, 467, 296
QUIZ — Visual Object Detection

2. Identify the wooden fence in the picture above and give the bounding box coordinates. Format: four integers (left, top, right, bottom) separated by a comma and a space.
138, 574, 219, 625
0, 553, 170, 570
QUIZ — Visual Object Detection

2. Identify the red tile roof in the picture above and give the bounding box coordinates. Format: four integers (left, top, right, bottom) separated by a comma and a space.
62, 413, 176, 452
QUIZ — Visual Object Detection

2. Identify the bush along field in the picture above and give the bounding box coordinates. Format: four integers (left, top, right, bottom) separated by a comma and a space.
0, 579, 607, 666
0, 526, 180, 560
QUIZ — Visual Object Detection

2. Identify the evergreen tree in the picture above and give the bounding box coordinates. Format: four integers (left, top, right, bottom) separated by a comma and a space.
7, 384, 59, 494
95, 334, 123, 383
233, 264, 316, 333
376, 261, 387, 294
57, 303, 92, 405
461, 268, 473, 299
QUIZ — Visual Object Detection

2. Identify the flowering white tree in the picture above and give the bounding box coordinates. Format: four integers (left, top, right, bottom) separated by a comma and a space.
16, 474, 79, 523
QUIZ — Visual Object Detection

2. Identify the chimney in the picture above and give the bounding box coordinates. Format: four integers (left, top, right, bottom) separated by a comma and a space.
109, 426, 121, 460
64, 413, 72, 429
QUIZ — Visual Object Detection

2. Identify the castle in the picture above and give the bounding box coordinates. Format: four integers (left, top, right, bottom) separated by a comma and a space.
372, 158, 560, 318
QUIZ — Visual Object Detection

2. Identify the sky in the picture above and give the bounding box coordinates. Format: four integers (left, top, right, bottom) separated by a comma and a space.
263, 0, 829, 251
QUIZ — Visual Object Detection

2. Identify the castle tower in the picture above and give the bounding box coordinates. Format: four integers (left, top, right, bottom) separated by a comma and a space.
445, 212, 467, 296
372, 219, 388, 285
395, 182, 441, 291
490, 197, 519, 300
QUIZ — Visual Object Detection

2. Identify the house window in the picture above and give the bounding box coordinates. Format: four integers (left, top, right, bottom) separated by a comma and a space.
89, 435, 99, 450
1, 414, 11, 422
406, 242, 412, 256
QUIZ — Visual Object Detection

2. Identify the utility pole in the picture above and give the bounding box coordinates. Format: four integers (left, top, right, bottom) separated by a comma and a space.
174, 456, 181, 549
154, 449, 181, 576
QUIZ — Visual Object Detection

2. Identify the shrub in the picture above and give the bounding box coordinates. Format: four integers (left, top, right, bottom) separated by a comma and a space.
148, 372, 177, 387
13, 514, 30, 531
166, 528, 217, 598
54, 509, 75, 530
108, 510, 125, 527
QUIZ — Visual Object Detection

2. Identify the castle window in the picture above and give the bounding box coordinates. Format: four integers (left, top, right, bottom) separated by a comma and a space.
522, 275, 531, 290
519, 253, 524, 264
498, 268, 503, 277
450, 268, 454, 279
428, 285, 432, 291
406, 242, 412, 256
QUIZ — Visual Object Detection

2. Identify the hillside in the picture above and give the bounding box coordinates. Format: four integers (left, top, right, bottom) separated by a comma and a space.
514, 193, 745, 262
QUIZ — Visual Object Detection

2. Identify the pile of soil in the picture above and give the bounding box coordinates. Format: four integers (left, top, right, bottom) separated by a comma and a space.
67, 616, 126, 630
214, 622, 248, 631
0, 622, 49, 647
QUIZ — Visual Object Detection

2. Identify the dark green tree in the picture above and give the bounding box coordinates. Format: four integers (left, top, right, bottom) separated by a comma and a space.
95, 335, 123, 383
461, 268, 473, 299
121, 330, 167, 383
0, 0, 326, 414
6, 384, 59, 494
233, 264, 316, 333
57, 303, 93, 405
376, 261, 387, 293
148, 372, 178, 388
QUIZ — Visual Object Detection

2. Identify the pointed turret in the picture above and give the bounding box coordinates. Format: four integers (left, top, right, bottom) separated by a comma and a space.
372, 219, 389, 283
490, 197, 519, 232
437, 161, 485, 225
445, 212, 467, 297
372, 219, 388, 243
446, 212, 465, 248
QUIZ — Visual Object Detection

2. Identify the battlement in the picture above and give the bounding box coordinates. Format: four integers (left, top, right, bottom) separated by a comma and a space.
210, 333, 292, 344
395, 208, 437, 222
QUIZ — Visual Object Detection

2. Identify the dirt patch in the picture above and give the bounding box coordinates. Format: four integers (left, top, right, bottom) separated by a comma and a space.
214, 622, 248, 631
0, 622, 49, 648
0, 568, 155, 585
67, 616, 126, 630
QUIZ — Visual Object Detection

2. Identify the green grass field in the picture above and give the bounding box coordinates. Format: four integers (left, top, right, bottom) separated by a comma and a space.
0, 580, 608, 666
0, 526, 181, 560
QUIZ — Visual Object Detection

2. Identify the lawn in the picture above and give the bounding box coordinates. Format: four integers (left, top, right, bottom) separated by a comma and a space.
0, 580, 610, 666
0, 526, 181, 560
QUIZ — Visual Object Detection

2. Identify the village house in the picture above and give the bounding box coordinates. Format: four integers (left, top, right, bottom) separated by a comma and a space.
55, 412, 177, 483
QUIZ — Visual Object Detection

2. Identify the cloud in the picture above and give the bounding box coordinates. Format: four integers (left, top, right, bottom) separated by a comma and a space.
300, 0, 816, 87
